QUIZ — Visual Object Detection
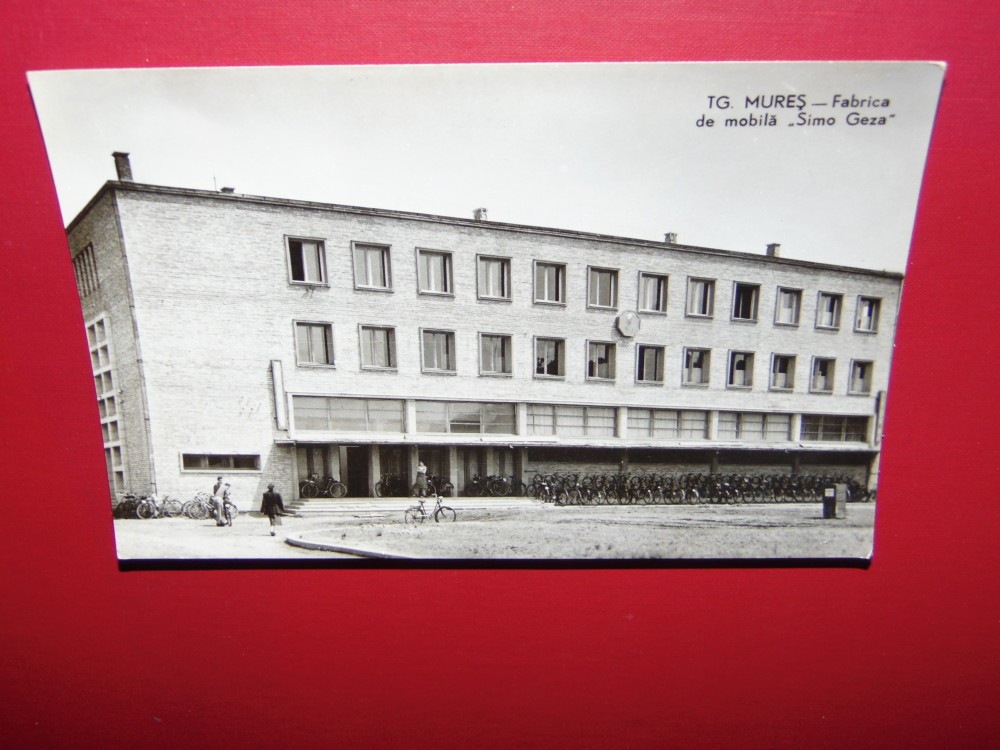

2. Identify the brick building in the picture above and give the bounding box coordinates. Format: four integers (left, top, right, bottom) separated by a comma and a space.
69, 154, 901, 508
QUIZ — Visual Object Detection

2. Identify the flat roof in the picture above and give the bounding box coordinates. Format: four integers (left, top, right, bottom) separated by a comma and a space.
67, 180, 904, 281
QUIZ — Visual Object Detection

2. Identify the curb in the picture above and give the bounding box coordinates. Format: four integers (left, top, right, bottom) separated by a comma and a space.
285, 533, 412, 559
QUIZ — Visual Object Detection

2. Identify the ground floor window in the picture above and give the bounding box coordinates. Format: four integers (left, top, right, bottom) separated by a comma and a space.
415, 401, 516, 434
181, 453, 261, 470
628, 408, 709, 439
293, 396, 405, 432
717, 412, 791, 441
527, 404, 616, 437
800, 414, 869, 442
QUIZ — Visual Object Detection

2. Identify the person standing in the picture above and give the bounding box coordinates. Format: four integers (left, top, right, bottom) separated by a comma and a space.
261, 483, 285, 537
212, 480, 230, 527
414, 460, 428, 497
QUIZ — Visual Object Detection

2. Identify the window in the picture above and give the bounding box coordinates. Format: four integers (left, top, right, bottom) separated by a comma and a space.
849, 360, 874, 394
416, 401, 515, 434
73, 243, 99, 297
686, 278, 715, 317
295, 322, 334, 366
421, 330, 456, 372
775, 288, 801, 326
480, 334, 512, 375
732, 282, 760, 321
588, 267, 619, 308
717, 412, 791, 442
683, 347, 711, 385
816, 292, 843, 329
417, 249, 453, 294
352, 243, 391, 290
728, 351, 754, 388
801, 415, 869, 442
360, 326, 396, 369
629, 408, 708, 439
535, 337, 565, 378
287, 238, 326, 284
87, 316, 124, 492
636, 345, 665, 383
811, 357, 836, 393
770, 354, 796, 390
587, 341, 616, 380
855, 297, 881, 332
293, 396, 404, 432
534, 262, 566, 304
526, 404, 616, 437
478, 256, 511, 300
638, 273, 668, 313
182, 454, 261, 471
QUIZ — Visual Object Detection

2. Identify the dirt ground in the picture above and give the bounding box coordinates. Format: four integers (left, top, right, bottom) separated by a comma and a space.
112, 502, 875, 562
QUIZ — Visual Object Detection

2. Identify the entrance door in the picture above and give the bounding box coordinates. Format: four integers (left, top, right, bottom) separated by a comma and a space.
346, 447, 369, 497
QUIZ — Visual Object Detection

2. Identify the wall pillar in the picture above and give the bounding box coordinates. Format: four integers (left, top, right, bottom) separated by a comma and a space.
368, 445, 382, 497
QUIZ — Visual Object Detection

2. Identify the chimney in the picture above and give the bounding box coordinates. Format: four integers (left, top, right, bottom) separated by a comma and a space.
664, 232, 678, 244
220, 186, 235, 194
766, 242, 781, 258
112, 152, 133, 182
473, 207, 488, 221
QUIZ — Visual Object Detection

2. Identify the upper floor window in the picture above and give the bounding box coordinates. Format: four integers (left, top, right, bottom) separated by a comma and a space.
849, 360, 874, 394
770, 354, 796, 390
636, 345, 665, 383
775, 287, 802, 326
287, 238, 326, 285
535, 337, 565, 378
638, 273, 668, 313
731, 282, 760, 321
73, 243, 99, 297
855, 297, 881, 333
421, 329, 456, 372
480, 334, 513, 375
811, 357, 836, 393
295, 322, 334, 366
417, 249, 453, 295
728, 351, 754, 388
587, 341, 616, 381
686, 278, 715, 318
352, 243, 392, 290
816, 292, 843, 329
683, 347, 711, 385
534, 262, 566, 304
360, 325, 396, 370
588, 267, 619, 309
478, 256, 511, 300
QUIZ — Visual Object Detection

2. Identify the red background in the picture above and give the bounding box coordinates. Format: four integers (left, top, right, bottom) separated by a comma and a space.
2, 2, 998, 748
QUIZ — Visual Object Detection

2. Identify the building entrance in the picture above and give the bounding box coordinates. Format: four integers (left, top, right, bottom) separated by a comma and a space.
346, 447, 369, 497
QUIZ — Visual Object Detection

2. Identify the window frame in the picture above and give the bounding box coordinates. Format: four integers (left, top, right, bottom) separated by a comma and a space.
293, 320, 335, 367
351, 242, 393, 292
854, 296, 881, 333
810, 356, 836, 394
586, 340, 617, 382
848, 359, 874, 395
727, 350, 755, 389
769, 353, 797, 391
686, 277, 716, 318
479, 332, 514, 377
587, 266, 620, 310
533, 261, 567, 306
181, 453, 262, 472
358, 324, 398, 371
774, 287, 802, 327
637, 272, 669, 314
815, 291, 844, 330
420, 328, 457, 374
731, 282, 761, 322
416, 247, 455, 297
533, 336, 566, 379
682, 347, 711, 386
635, 344, 666, 384
286, 236, 328, 286
475, 254, 512, 301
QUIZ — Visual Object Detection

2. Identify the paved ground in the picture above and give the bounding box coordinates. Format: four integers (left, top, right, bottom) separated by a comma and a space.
112, 498, 875, 562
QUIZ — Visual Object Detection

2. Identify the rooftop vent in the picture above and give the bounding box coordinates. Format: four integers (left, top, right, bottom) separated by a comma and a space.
220, 187, 235, 194
766, 243, 781, 258
112, 152, 133, 182
664, 232, 678, 244
473, 207, 488, 221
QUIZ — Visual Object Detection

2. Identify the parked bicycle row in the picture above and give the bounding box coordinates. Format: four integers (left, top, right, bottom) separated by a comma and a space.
113, 491, 238, 524
527, 471, 875, 505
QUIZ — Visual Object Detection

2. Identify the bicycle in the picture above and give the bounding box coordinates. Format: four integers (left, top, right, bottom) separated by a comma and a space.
299, 472, 347, 498
136, 493, 183, 519
404, 494, 457, 524
375, 473, 403, 497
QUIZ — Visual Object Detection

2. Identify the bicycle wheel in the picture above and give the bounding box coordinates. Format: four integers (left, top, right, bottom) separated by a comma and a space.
441, 482, 455, 498
404, 508, 424, 524
190, 502, 210, 520
374, 481, 386, 497
330, 482, 347, 498
300, 482, 318, 499
162, 497, 183, 517
568, 489, 583, 505
434, 506, 456, 523
136, 501, 156, 520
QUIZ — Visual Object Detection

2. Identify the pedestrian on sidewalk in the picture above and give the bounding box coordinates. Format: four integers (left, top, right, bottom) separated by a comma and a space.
261, 483, 285, 536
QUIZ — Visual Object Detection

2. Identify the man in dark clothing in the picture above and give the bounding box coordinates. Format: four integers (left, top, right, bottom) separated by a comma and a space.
261, 483, 285, 537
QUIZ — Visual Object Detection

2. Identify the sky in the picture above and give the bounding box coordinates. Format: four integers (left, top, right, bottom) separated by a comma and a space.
28, 62, 944, 272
